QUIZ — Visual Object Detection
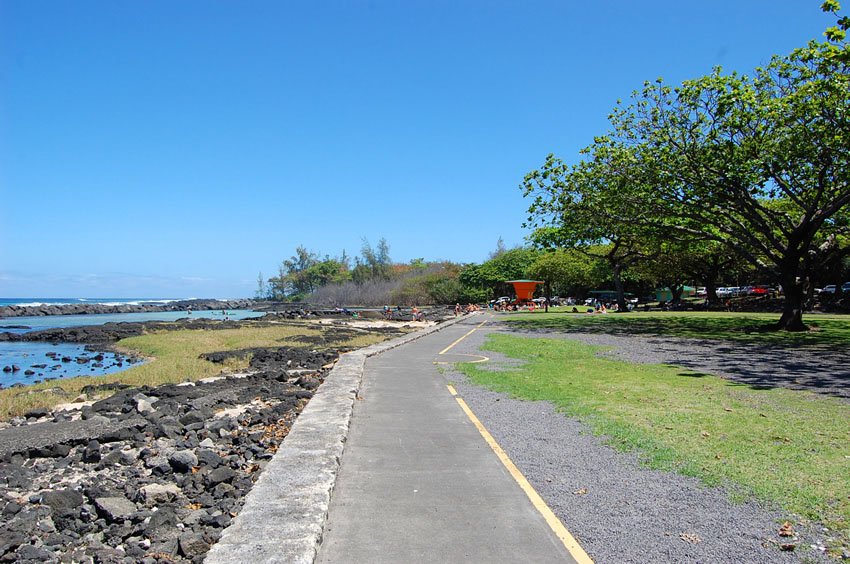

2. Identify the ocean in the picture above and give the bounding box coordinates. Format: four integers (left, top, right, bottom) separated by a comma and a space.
0, 297, 259, 387
0, 297, 186, 307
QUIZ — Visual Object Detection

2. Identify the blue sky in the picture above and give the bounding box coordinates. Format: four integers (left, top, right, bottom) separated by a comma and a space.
0, 1, 837, 298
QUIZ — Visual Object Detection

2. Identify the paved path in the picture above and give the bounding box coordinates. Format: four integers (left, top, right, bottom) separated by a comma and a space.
316, 314, 581, 563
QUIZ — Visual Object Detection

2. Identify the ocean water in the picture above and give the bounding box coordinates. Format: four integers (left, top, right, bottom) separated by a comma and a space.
0, 297, 187, 307
0, 297, 258, 386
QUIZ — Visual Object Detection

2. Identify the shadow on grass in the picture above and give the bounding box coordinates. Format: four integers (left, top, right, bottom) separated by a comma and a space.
503, 313, 850, 401
669, 340, 850, 399
507, 313, 850, 348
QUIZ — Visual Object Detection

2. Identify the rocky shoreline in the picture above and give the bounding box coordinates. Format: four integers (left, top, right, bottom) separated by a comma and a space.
0, 300, 256, 319
0, 309, 448, 562
0, 345, 344, 563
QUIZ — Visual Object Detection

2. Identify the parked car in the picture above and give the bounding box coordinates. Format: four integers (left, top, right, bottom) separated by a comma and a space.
842, 282, 850, 293
820, 285, 837, 295
717, 287, 744, 297
749, 285, 770, 296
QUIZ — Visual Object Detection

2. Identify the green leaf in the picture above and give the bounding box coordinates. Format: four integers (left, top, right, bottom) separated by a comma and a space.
824, 26, 847, 41
821, 0, 841, 13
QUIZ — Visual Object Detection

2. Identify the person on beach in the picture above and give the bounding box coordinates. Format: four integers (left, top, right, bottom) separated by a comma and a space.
455, 303, 461, 316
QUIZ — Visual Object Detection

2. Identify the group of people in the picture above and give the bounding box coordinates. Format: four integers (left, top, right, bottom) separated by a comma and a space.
491, 300, 540, 312
576, 301, 620, 314
454, 303, 481, 316
381, 305, 425, 321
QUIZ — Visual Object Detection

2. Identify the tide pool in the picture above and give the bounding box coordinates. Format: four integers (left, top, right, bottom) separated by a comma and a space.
0, 342, 143, 387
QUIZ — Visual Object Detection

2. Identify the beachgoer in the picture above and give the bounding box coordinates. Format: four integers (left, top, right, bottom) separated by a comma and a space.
455, 303, 461, 316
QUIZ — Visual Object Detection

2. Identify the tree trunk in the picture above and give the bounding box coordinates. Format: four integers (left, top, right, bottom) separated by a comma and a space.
705, 278, 718, 303
776, 269, 808, 331
612, 263, 628, 312
670, 283, 684, 306
544, 281, 550, 313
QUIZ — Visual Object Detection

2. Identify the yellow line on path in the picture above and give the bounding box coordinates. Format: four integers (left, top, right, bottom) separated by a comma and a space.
452, 388, 594, 564
439, 317, 591, 557
433, 353, 490, 365
438, 318, 489, 355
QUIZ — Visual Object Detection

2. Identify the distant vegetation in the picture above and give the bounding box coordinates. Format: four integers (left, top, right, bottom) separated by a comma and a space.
255, 236, 849, 310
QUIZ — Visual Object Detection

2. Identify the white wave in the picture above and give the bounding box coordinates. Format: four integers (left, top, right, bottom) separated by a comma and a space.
12, 301, 80, 307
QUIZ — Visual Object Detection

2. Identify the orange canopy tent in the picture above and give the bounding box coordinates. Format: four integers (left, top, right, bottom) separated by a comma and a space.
506, 280, 543, 303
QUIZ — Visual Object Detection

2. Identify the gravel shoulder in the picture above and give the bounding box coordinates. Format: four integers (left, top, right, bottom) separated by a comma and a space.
444, 323, 836, 563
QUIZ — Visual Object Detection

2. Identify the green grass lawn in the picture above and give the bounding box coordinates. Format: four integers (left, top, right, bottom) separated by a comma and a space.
0, 322, 388, 420
506, 310, 850, 347
458, 333, 850, 554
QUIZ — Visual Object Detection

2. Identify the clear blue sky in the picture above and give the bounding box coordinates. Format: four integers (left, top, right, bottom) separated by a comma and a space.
0, 1, 836, 298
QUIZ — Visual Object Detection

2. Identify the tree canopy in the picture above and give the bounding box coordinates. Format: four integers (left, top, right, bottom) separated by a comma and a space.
522, 8, 850, 330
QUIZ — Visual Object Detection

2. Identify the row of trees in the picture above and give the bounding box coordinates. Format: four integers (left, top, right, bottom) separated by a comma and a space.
256, 234, 833, 309
257, 238, 394, 301
521, 2, 850, 330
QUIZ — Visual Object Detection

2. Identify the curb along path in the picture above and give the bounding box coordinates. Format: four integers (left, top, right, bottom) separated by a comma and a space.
206, 316, 469, 564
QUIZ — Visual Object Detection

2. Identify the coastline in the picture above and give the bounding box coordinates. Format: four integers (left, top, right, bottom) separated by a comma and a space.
0, 299, 255, 319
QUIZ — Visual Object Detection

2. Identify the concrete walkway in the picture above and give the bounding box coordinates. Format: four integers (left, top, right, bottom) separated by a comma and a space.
316, 314, 579, 563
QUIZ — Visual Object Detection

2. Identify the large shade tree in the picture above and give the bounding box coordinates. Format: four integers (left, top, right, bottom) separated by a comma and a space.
629, 41, 848, 329
524, 20, 849, 330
